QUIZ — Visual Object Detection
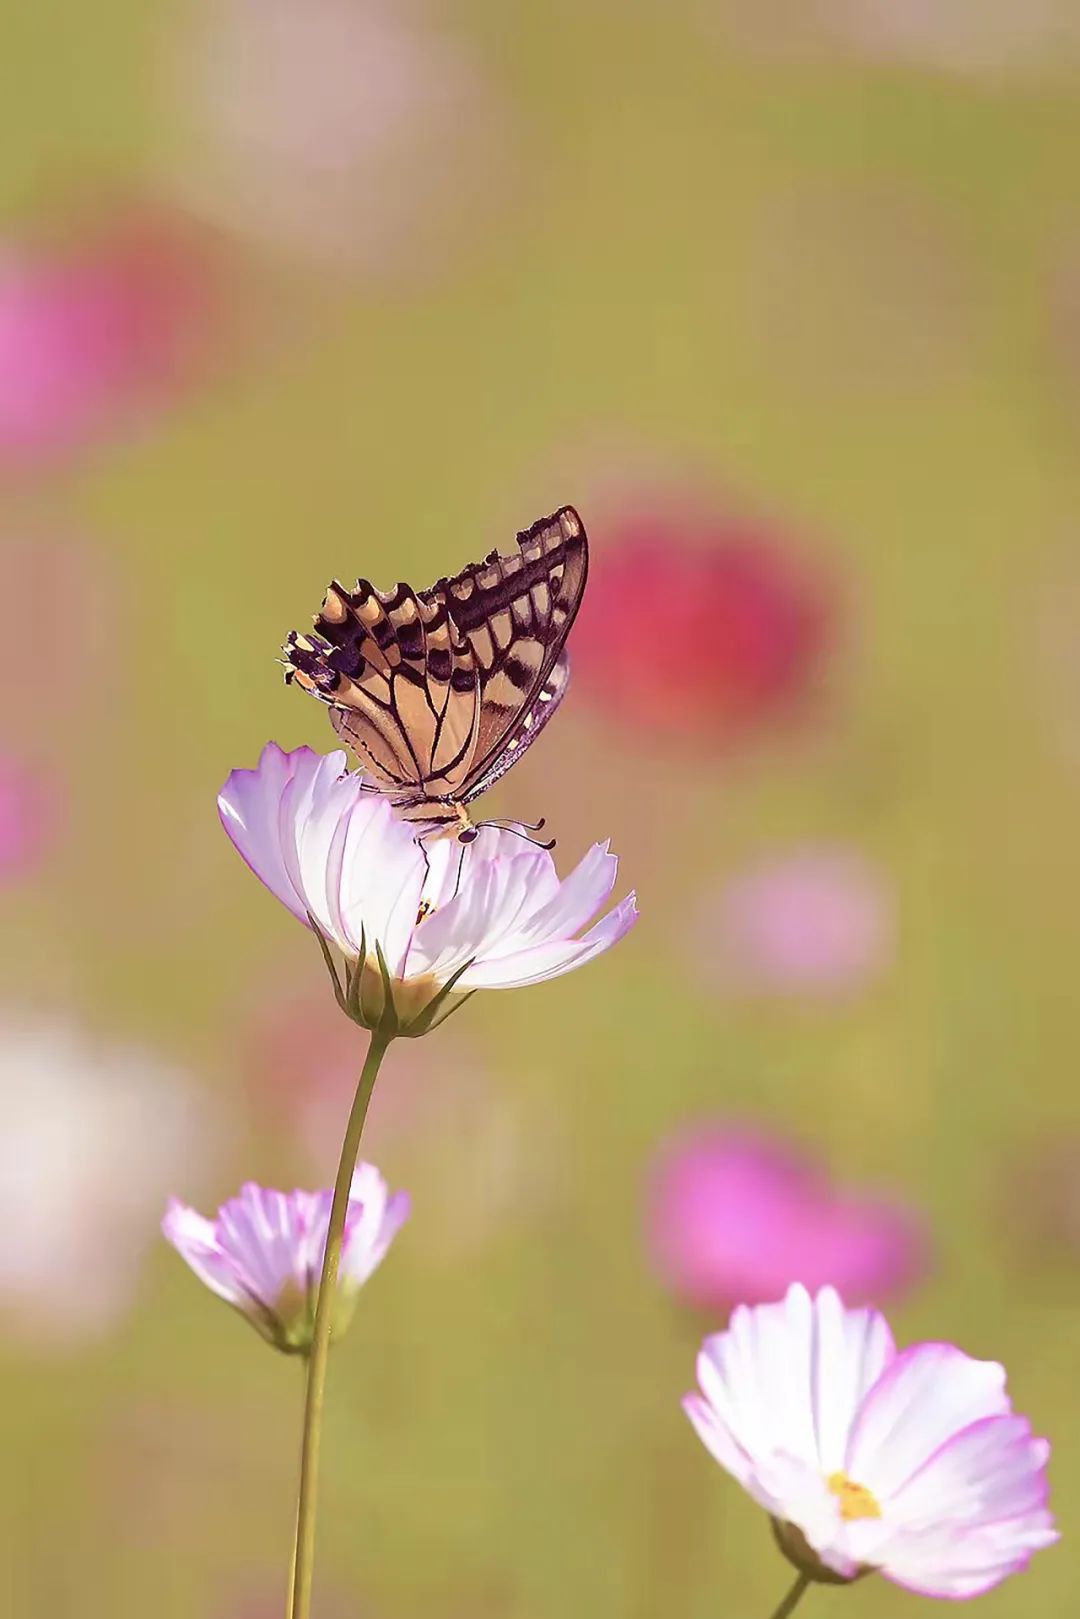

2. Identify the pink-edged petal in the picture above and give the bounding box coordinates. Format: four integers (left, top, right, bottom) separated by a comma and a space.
454, 896, 637, 988
162, 1198, 248, 1308
218, 745, 428, 964
216, 1182, 307, 1307
341, 1176, 411, 1286
683, 1390, 756, 1487
333, 794, 423, 967
886, 1415, 1051, 1530
282, 753, 361, 935
576, 890, 639, 951
693, 1285, 821, 1471
690, 1285, 892, 1479
460, 854, 552, 958
343, 1161, 401, 1255
880, 1512, 1059, 1600
806, 1286, 896, 1474
410, 857, 525, 978
848, 1343, 1010, 1501
291, 1188, 334, 1282
218, 742, 332, 926
377, 862, 430, 977
452, 939, 594, 989
381, 1188, 412, 1244
513, 840, 620, 946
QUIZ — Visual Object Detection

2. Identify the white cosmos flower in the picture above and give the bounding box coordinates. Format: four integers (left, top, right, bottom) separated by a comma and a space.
163, 1163, 409, 1353
0, 1012, 212, 1345
218, 743, 637, 1033
684, 1284, 1057, 1599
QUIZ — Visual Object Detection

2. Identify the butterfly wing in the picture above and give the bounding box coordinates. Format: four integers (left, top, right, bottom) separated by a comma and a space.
284, 504, 587, 808
435, 505, 587, 795
286, 580, 482, 802
462, 651, 572, 804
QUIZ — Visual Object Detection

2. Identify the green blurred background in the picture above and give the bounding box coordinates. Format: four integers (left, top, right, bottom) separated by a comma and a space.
3, 1, 1080, 1614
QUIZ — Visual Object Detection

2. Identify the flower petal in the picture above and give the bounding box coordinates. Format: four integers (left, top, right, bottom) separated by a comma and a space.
412, 854, 534, 978
847, 1342, 1010, 1501
218, 745, 427, 962
454, 894, 638, 988
692, 1285, 893, 1478
162, 1198, 248, 1309
216, 1182, 309, 1308
806, 1285, 896, 1474
886, 1414, 1051, 1531
511, 840, 619, 946
336, 792, 425, 968
218, 742, 333, 926
341, 1162, 411, 1286
682, 1391, 756, 1487
879, 1511, 1059, 1599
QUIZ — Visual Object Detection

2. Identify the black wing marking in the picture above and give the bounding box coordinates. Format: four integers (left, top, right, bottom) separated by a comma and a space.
462, 653, 572, 804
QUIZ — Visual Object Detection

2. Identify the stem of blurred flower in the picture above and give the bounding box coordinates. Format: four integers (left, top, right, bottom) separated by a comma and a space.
768, 1572, 811, 1619
289, 1027, 394, 1619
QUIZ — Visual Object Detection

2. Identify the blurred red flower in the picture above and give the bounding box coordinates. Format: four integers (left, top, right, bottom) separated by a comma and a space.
0, 207, 223, 464
572, 508, 833, 741
647, 1123, 926, 1314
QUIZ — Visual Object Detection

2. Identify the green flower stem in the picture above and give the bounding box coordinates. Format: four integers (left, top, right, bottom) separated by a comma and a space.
289, 1028, 394, 1619
768, 1571, 812, 1619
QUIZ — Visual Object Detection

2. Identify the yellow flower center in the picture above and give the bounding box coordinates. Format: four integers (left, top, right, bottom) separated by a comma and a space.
827, 1472, 882, 1522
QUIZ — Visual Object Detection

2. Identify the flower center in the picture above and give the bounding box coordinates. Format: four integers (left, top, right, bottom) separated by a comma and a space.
416, 899, 435, 924
827, 1472, 882, 1522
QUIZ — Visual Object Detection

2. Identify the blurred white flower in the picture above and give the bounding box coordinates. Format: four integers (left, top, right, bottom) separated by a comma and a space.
0, 1013, 213, 1345
706, 0, 1080, 82
832, 0, 1080, 80
161, 0, 514, 276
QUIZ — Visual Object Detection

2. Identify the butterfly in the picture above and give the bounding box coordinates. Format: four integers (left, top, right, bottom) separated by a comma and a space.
284, 505, 588, 842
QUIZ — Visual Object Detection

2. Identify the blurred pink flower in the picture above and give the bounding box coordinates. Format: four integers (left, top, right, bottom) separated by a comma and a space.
0, 1012, 215, 1345
241, 987, 565, 1259
241, 983, 363, 1127
648, 1125, 925, 1311
831, 0, 1080, 79
0, 209, 221, 464
223, 1586, 356, 1619
706, 0, 1080, 81
163, 0, 515, 277
0, 533, 115, 721
0, 754, 54, 883
242, 980, 475, 1157
573, 506, 832, 743
699, 847, 893, 996
1001, 1135, 1080, 1271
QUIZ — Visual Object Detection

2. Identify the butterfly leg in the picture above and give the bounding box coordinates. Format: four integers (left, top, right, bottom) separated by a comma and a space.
472, 816, 556, 851
409, 823, 472, 911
